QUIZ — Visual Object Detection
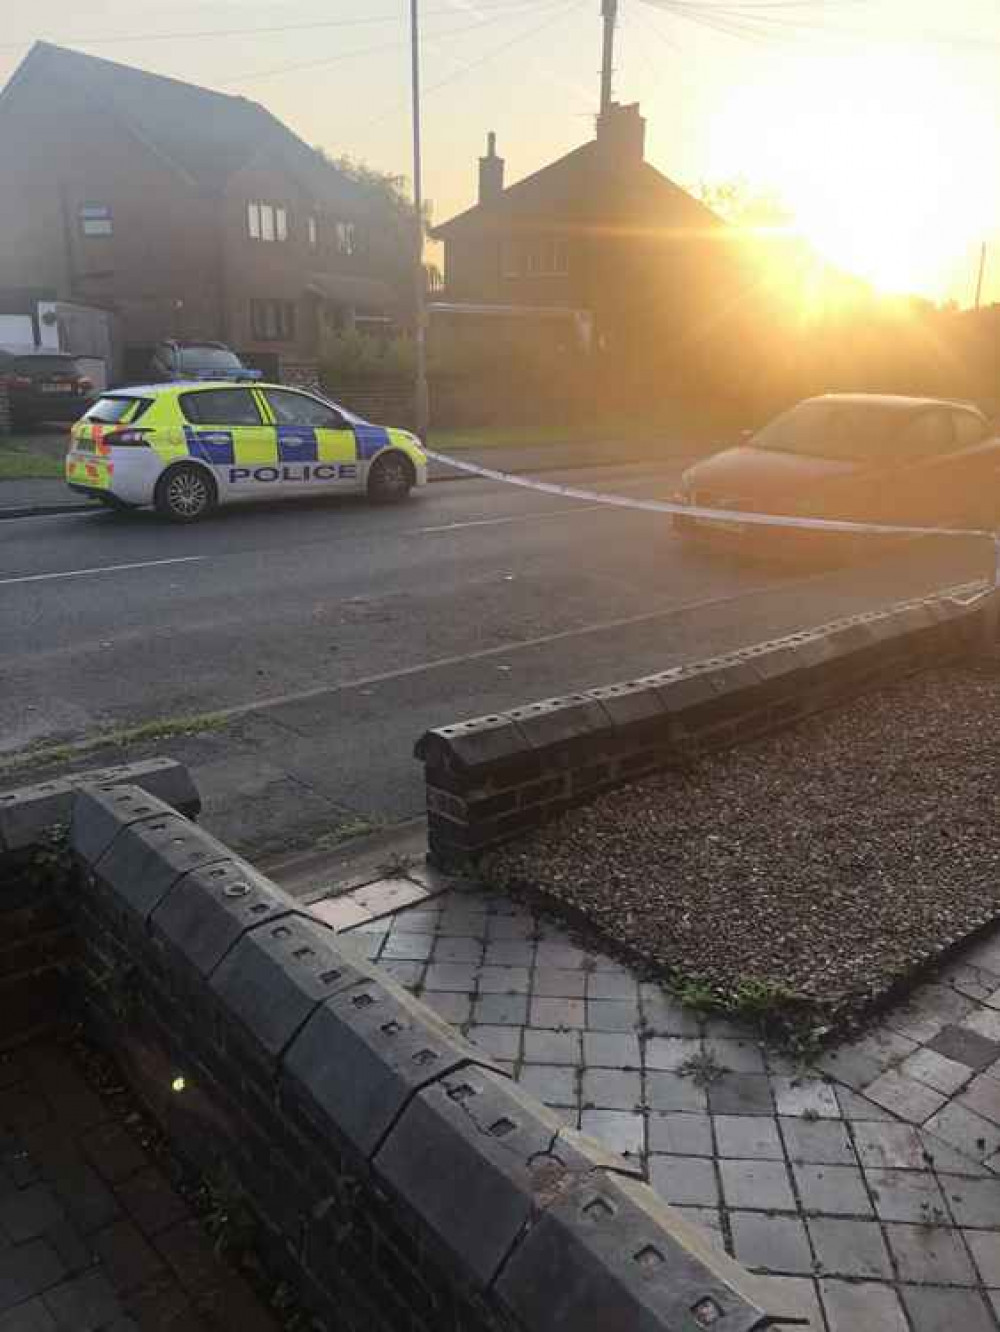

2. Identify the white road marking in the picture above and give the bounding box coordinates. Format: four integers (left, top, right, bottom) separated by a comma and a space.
414, 480, 687, 533
0, 555, 204, 587
416, 503, 608, 533
0, 510, 98, 524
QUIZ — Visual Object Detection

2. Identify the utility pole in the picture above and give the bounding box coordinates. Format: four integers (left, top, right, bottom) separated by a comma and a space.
600, 0, 618, 114
975, 241, 987, 311
410, 0, 430, 441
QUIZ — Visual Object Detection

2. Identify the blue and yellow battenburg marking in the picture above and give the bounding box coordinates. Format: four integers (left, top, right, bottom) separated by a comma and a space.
353, 424, 392, 459
276, 425, 319, 462
182, 423, 392, 477
183, 426, 235, 465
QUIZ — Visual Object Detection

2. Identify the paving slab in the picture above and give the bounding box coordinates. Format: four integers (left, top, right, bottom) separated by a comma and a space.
0, 1042, 278, 1332
335, 876, 1000, 1330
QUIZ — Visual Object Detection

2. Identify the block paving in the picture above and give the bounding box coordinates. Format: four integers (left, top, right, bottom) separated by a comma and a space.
0, 1043, 279, 1331
330, 874, 1000, 1332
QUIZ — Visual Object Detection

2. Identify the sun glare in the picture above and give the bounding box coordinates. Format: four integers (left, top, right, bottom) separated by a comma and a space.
711, 49, 999, 300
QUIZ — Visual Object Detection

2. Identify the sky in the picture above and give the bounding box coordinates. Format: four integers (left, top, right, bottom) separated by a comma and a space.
3, 0, 1000, 306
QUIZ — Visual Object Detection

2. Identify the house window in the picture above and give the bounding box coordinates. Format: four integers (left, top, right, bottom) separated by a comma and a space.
501, 241, 519, 278
308, 216, 318, 248
250, 299, 296, 341
526, 239, 568, 276
248, 202, 288, 243
335, 221, 358, 256
549, 239, 569, 275
79, 204, 113, 237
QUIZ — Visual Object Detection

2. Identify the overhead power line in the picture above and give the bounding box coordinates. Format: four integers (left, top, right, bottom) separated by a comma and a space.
421, 1, 584, 100
0, 0, 555, 55
353, 0, 584, 139
638, 0, 1000, 52
222, 1, 572, 88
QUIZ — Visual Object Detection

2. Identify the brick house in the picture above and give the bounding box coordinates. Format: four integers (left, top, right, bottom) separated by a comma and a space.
432, 103, 742, 355
0, 43, 411, 374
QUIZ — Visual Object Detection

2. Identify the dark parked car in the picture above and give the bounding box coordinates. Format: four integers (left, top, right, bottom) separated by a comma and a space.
0, 350, 94, 427
675, 394, 998, 550
149, 340, 261, 383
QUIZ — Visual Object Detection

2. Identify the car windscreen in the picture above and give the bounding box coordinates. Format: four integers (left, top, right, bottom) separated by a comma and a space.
83, 396, 151, 425
751, 401, 910, 462
13, 356, 80, 377
177, 347, 243, 371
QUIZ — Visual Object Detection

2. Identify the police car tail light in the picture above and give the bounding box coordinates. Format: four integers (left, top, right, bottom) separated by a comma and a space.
109, 428, 151, 447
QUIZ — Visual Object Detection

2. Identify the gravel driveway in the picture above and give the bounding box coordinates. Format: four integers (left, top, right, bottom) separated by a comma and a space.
484, 664, 1000, 1030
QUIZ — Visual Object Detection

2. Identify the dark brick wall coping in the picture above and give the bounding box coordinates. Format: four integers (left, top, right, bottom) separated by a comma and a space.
1, 769, 801, 1331
416, 589, 994, 866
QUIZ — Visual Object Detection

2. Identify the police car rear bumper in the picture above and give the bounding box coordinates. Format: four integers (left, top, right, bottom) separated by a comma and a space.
65, 448, 163, 506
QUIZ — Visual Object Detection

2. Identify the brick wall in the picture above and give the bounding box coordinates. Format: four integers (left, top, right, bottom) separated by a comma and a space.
0, 854, 72, 1049
0, 780, 792, 1332
319, 373, 594, 431
278, 357, 321, 391
325, 376, 415, 429
0, 758, 198, 1050
416, 590, 995, 867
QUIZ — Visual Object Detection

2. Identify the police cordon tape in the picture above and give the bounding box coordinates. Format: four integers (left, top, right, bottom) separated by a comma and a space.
424, 448, 1000, 595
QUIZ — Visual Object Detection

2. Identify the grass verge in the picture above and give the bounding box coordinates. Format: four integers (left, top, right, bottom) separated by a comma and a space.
0, 444, 64, 480
429, 414, 734, 454
0, 711, 228, 778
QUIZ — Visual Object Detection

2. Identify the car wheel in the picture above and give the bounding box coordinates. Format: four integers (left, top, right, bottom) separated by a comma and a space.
366, 451, 414, 504
154, 463, 217, 523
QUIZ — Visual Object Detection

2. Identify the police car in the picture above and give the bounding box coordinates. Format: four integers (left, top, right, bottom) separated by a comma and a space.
66, 381, 427, 522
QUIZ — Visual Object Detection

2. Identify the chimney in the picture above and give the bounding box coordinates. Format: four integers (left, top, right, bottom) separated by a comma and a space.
478, 131, 504, 205
595, 102, 646, 168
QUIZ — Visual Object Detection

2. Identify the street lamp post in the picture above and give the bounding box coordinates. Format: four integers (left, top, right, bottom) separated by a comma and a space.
410, 0, 430, 441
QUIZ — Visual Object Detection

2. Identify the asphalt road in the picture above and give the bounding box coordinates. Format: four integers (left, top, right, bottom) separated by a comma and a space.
0, 457, 990, 855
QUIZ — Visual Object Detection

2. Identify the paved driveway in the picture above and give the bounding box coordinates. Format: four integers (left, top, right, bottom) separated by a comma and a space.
301, 868, 1000, 1332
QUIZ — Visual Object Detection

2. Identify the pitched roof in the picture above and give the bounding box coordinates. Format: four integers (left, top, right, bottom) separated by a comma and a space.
432, 137, 723, 239
1, 42, 366, 204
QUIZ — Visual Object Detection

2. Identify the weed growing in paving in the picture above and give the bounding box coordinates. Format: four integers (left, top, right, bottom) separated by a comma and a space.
731, 978, 801, 1018
673, 977, 719, 1011
677, 1048, 727, 1088
315, 814, 385, 849
377, 849, 416, 876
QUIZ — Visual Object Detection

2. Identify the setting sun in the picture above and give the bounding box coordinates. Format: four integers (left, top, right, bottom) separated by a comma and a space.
709, 47, 1000, 300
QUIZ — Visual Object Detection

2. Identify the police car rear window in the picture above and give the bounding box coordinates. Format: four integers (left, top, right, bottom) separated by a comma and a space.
181, 388, 262, 426
84, 396, 151, 424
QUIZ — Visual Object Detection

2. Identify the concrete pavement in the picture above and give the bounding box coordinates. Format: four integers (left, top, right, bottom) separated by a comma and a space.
0, 457, 991, 855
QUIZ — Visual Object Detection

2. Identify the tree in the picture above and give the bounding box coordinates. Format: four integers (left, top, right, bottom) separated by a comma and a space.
699, 178, 794, 229
328, 154, 420, 243
313, 149, 436, 317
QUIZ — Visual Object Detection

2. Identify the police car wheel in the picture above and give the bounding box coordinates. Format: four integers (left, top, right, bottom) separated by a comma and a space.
155, 464, 216, 523
367, 452, 413, 504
